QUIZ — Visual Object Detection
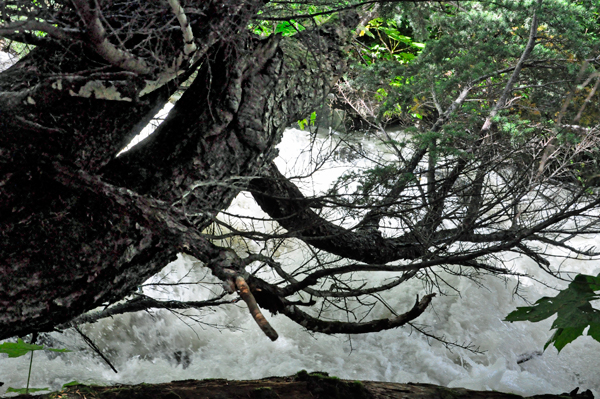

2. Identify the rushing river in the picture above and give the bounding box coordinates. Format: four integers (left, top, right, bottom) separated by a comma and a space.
1, 126, 599, 397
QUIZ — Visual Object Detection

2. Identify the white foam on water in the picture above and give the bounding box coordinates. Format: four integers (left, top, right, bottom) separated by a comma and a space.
2, 129, 599, 396
117, 103, 175, 155
0, 51, 17, 72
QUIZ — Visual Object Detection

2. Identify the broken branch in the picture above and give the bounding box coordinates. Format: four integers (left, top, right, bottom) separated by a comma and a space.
235, 276, 279, 341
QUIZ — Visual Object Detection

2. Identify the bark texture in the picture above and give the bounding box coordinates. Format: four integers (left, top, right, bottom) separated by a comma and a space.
6, 373, 595, 399
0, 0, 354, 340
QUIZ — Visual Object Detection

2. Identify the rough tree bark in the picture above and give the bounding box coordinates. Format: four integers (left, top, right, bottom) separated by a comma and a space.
0, 0, 361, 340
7, 373, 596, 399
3, 0, 588, 344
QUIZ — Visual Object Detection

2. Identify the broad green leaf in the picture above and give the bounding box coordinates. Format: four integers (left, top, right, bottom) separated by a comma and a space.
0, 338, 43, 357
379, 28, 411, 44
505, 273, 600, 352
0, 338, 71, 358
505, 297, 566, 322
544, 326, 586, 352
586, 274, 600, 291
588, 323, 600, 341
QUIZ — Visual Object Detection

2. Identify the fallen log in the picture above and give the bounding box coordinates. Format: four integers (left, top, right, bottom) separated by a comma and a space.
8, 371, 594, 399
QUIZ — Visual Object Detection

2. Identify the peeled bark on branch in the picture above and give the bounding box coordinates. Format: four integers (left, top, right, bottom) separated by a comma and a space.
235, 276, 279, 341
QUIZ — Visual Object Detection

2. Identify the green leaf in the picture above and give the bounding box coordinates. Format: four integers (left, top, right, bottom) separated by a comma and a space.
544, 326, 586, 353
0, 338, 43, 357
6, 387, 50, 394
274, 20, 305, 37
369, 43, 386, 52
588, 322, 600, 341
379, 27, 411, 44
62, 380, 83, 389
389, 77, 406, 88
49, 347, 71, 353
394, 53, 415, 62
375, 88, 388, 101
504, 297, 560, 322
586, 274, 600, 291
0, 338, 71, 358
505, 273, 600, 352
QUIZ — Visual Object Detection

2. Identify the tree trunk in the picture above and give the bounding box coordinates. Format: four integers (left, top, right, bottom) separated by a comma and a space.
0, 0, 353, 340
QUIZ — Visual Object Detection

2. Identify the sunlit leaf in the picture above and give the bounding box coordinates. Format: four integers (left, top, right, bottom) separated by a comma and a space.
275, 20, 305, 37
298, 118, 307, 130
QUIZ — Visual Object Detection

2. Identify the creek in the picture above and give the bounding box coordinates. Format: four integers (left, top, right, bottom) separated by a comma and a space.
1, 122, 599, 397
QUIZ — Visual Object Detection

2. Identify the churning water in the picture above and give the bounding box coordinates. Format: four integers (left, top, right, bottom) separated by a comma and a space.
1, 128, 599, 396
